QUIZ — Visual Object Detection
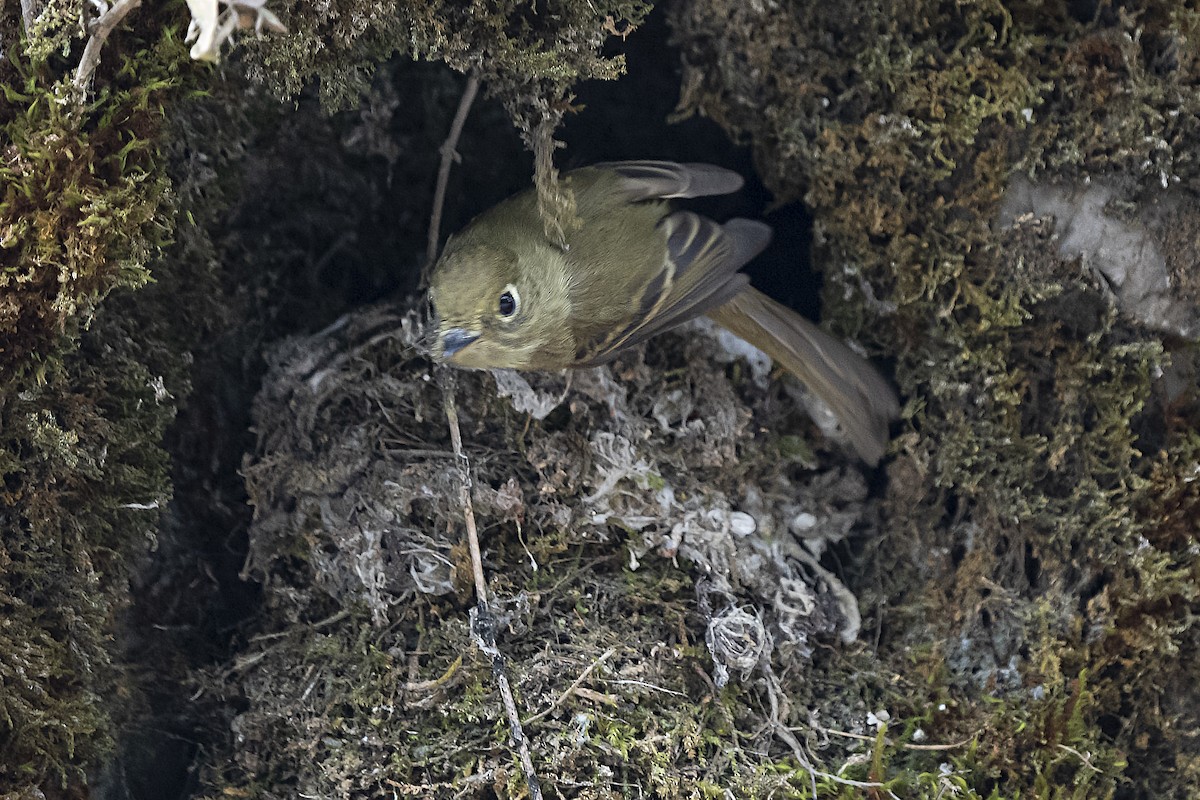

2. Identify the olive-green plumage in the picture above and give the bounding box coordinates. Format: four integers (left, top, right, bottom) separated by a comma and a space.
428, 161, 899, 464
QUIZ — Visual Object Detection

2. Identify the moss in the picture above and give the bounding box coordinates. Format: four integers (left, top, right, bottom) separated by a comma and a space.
0, 8, 202, 793
241, 0, 651, 115
0, 299, 182, 788
198, 545, 838, 799
669, 0, 1200, 796
6, 0, 1197, 795
0, 23, 187, 382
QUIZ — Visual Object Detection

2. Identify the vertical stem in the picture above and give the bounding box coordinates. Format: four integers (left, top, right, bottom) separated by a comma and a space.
424, 73, 481, 284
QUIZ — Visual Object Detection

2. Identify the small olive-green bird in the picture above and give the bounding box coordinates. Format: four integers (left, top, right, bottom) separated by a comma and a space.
428, 161, 899, 464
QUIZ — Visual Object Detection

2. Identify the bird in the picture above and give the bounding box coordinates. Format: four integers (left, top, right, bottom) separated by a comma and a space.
427, 160, 899, 464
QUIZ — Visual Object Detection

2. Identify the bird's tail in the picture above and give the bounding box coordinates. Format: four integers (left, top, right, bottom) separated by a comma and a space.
707, 287, 899, 465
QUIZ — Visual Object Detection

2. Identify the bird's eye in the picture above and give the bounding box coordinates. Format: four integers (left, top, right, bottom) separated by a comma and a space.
498, 285, 519, 317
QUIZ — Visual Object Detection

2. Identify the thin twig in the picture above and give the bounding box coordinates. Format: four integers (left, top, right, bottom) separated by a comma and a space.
440, 371, 543, 799
608, 679, 689, 697
762, 663, 900, 799
492, 663, 541, 796
524, 648, 617, 725
73, 0, 142, 97
1057, 743, 1102, 774
816, 726, 974, 751
441, 375, 487, 602
424, 72, 481, 284
692, 662, 720, 696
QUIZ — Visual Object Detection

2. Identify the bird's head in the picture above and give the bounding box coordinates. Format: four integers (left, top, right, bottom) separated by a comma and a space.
428, 242, 572, 369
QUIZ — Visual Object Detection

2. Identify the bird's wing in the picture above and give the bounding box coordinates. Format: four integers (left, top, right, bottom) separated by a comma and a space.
574, 214, 770, 365
590, 161, 746, 201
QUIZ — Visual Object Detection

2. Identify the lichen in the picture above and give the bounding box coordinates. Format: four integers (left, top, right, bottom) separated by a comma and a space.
670, 0, 1200, 795
239, 0, 651, 117
197, 300, 890, 797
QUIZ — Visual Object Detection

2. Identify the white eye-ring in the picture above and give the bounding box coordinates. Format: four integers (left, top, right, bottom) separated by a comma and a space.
498, 284, 520, 318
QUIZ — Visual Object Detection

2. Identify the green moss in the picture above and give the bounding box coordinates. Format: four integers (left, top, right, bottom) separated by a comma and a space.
197, 545, 838, 798
669, 0, 1200, 796
0, 309, 180, 789
5, 0, 1191, 795
0, 9, 201, 793
242, 0, 651, 114
0, 27, 186, 382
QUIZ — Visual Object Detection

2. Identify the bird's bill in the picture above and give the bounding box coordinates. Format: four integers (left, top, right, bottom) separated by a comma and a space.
439, 327, 481, 359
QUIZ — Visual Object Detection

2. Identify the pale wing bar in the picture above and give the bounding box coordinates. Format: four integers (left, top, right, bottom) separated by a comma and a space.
574, 214, 769, 365
592, 160, 746, 201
